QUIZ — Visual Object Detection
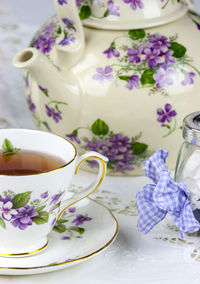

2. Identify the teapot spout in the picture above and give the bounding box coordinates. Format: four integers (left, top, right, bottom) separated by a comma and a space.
54, 0, 85, 68
13, 47, 82, 132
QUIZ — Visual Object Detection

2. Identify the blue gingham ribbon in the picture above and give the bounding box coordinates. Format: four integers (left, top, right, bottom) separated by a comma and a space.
137, 149, 200, 238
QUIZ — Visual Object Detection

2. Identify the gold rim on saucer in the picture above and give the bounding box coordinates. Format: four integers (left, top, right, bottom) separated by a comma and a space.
0, 241, 48, 257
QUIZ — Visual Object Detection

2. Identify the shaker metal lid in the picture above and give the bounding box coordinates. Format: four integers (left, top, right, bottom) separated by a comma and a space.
183, 112, 200, 146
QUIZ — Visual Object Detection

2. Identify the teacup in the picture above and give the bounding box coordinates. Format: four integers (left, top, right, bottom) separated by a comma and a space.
0, 129, 108, 257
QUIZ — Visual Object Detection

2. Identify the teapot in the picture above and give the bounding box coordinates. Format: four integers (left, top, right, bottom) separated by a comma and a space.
13, 0, 200, 176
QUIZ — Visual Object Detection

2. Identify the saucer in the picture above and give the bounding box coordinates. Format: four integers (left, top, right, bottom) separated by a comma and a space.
0, 198, 118, 275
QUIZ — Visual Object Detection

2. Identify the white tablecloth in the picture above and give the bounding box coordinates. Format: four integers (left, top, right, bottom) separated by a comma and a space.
1, 1, 200, 283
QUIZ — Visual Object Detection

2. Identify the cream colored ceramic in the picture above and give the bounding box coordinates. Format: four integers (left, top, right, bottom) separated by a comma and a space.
13, 0, 200, 176
0, 129, 107, 256
0, 198, 118, 275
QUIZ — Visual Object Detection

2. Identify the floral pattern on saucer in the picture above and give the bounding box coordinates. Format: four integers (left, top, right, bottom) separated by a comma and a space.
53, 206, 92, 240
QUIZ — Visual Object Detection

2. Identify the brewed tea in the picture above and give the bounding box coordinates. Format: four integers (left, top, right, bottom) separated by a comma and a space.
0, 150, 66, 175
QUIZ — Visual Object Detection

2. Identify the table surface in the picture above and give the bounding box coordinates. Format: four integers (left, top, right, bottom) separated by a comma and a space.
1, 1, 200, 283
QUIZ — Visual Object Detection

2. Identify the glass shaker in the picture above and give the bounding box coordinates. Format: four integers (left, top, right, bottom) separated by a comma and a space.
175, 112, 200, 221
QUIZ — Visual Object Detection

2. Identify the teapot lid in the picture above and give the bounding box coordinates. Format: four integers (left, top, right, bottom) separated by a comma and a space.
79, 0, 188, 30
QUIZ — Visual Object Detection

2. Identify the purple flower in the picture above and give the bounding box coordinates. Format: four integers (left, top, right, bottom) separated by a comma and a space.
123, 0, 144, 10
39, 85, 48, 94
109, 134, 131, 153
93, 66, 113, 83
125, 75, 140, 90
27, 95, 36, 113
181, 72, 196, 86
160, 50, 176, 68
58, 0, 67, 5
149, 34, 171, 53
114, 161, 134, 172
23, 76, 29, 89
103, 48, 120, 59
153, 68, 174, 88
127, 46, 146, 63
157, 103, 177, 124
43, 23, 56, 37
40, 191, 49, 199
143, 48, 165, 68
62, 18, 76, 31
123, 150, 136, 162
72, 214, 92, 226
87, 140, 109, 152
12, 206, 38, 230
45, 105, 62, 123
59, 34, 76, 46
76, 0, 83, 6
68, 207, 76, 213
61, 236, 71, 240
50, 191, 65, 205
102, 147, 119, 161
107, 0, 120, 16
34, 36, 55, 54
0, 200, 18, 221
66, 134, 81, 144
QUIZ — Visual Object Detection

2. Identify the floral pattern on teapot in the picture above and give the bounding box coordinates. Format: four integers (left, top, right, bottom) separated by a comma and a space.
57, 0, 181, 21
93, 29, 200, 96
66, 118, 153, 173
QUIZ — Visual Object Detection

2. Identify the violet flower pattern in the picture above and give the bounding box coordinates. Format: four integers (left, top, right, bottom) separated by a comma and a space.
58, 0, 68, 5
53, 207, 93, 240
0, 190, 65, 231
93, 66, 113, 84
100, 29, 199, 95
156, 103, 181, 137
32, 22, 57, 55
38, 85, 67, 123
123, 0, 144, 10
66, 118, 150, 173
31, 15, 77, 54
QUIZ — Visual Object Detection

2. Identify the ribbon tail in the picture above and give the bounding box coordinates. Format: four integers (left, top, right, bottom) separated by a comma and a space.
137, 184, 167, 233
169, 200, 200, 238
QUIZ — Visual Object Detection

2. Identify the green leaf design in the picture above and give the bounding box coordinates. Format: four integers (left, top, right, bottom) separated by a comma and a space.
119, 75, 131, 82
71, 227, 85, 235
35, 205, 46, 212
58, 218, 69, 224
131, 142, 148, 155
107, 161, 115, 169
0, 217, 6, 229
128, 29, 146, 40
169, 42, 187, 58
32, 211, 49, 225
1, 138, 21, 156
103, 9, 109, 17
2, 139, 13, 152
91, 119, 109, 136
57, 27, 62, 34
79, 5, 91, 20
12, 191, 32, 209
53, 223, 67, 233
141, 69, 156, 86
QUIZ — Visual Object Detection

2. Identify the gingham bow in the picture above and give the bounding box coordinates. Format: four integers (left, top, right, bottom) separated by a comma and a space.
137, 149, 200, 238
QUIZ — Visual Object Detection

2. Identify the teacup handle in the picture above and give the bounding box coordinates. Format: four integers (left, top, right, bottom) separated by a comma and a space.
57, 151, 108, 220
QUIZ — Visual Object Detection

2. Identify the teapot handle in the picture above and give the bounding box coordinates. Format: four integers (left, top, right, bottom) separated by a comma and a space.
53, 0, 85, 67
